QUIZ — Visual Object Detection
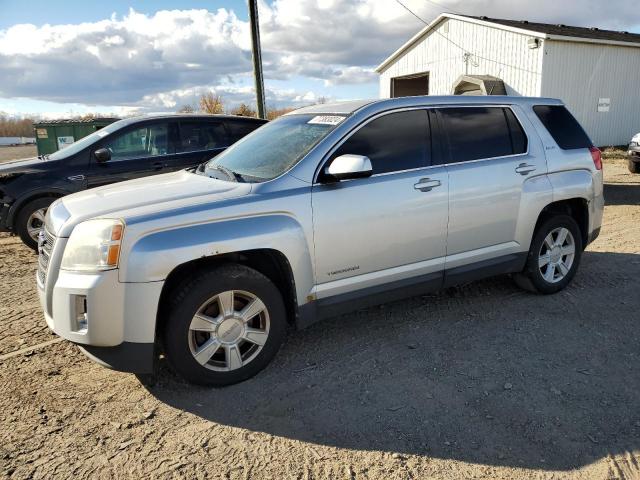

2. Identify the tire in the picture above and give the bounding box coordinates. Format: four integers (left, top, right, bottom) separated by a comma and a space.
628, 159, 640, 174
162, 264, 287, 386
514, 214, 583, 294
15, 197, 55, 251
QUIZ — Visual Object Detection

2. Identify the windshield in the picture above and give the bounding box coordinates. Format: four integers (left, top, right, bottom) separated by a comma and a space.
203, 113, 345, 181
48, 118, 134, 160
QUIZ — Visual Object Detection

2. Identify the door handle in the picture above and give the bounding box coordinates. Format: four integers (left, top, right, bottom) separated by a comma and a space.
414, 178, 442, 192
515, 163, 536, 175
152, 162, 164, 171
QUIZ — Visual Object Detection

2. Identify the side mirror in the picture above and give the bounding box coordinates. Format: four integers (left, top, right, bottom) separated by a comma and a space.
324, 154, 372, 181
94, 148, 111, 163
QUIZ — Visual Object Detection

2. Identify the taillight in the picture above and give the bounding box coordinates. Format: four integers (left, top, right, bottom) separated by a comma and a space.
589, 146, 602, 170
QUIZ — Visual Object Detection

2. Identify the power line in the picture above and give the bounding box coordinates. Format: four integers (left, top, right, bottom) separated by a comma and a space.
422, 0, 466, 17
394, 0, 470, 54
393, 0, 540, 75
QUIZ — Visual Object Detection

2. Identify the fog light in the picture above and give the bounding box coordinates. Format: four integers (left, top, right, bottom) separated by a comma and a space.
73, 295, 88, 332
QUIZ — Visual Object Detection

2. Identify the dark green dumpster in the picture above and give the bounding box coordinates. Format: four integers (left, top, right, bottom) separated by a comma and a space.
33, 118, 120, 156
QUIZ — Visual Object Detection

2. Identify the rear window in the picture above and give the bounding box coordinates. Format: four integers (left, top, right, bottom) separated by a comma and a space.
439, 107, 526, 163
227, 120, 264, 142
178, 122, 229, 152
533, 105, 592, 150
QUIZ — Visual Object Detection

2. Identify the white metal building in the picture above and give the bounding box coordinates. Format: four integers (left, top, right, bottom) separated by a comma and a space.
376, 14, 640, 146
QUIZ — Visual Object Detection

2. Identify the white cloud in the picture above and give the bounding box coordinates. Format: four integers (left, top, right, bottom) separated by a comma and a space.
0, 0, 639, 114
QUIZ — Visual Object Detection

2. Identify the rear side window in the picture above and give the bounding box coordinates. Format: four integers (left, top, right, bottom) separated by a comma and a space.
227, 121, 263, 142
178, 122, 229, 153
333, 110, 431, 174
533, 105, 592, 150
439, 107, 525, 163
504, 108, 528, 154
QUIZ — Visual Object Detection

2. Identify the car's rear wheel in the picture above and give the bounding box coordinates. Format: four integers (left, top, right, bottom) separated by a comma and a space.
628, 159, 640, 174
514, 215, 583, 294
162, 264, 287, 386
15, 197, 55, 251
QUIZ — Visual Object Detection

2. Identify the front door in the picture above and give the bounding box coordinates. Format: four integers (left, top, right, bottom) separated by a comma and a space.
86, 121, 173, 188
311, 109, 449, 300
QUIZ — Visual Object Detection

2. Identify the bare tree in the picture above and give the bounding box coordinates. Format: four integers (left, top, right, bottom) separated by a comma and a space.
177, 105, 195, 113
266, 107, 296, 120
229, 103, 257, 117
0, 114, 34, 137
199, 93, 224, 114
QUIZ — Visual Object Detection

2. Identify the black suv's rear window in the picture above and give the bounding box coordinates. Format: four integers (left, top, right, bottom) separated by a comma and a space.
533, 105, 592, 150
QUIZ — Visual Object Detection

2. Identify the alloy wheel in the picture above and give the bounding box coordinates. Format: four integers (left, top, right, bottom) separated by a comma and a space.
188, 290, 270, 371
538, 227, 575, 284
26, 208, 47, 242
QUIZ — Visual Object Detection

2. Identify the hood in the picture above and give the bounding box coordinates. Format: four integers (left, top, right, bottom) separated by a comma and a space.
0, 156, 54, 175
55, 170, 251, 236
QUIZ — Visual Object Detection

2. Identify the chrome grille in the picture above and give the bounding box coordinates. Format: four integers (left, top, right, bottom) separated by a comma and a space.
37, 229, 56, 285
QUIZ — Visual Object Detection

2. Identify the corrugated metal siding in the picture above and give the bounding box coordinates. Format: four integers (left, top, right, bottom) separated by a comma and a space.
379, 18, 543, 98
541, 40, 640, 146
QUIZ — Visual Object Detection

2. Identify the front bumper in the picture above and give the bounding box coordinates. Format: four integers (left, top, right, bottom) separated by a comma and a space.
37, 268, 164, 374
628, 145, 640, 159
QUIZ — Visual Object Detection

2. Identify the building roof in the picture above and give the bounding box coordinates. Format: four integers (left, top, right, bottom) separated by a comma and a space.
466, 15, 640, 45
376, 13, 640, 72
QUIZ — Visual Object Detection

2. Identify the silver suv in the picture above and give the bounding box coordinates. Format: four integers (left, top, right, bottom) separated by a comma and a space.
37, 96, 604, 386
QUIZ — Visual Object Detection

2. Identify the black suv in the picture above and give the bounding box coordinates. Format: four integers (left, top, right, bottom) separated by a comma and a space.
0, 114, 266, 249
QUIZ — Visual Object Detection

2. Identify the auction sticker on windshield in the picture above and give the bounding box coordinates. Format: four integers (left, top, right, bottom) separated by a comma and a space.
307, 115, 345, 125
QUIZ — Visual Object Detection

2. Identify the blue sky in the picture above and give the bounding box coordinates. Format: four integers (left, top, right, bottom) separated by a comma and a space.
0, 0, 249, 28
1, 0, 639, 118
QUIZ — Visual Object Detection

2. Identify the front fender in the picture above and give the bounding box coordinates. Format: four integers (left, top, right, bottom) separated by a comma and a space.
119, 214, 314, 306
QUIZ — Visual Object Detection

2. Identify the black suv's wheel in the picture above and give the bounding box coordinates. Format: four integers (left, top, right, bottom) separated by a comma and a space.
628, 159, 640, 174
514, 214, 583, 294
163, 264, 287, 386
15, 197, 55, 251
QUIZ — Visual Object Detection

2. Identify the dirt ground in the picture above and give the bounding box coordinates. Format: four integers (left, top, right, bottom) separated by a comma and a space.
0, 145, 37, 163
1, 155, 639, 480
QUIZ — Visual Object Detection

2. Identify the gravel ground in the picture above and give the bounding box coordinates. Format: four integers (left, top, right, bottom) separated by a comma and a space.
0, 145, 36, 163
1, 157, 639, 479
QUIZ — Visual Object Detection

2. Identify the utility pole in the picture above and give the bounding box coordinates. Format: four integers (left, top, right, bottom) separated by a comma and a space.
248, 0, 266, 119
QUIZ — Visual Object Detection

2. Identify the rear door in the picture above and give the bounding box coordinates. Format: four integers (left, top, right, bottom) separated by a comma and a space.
438, 106, 545, 272
166, 120, 231, 171
86, 120, 172, 188
311, 109, 449, 298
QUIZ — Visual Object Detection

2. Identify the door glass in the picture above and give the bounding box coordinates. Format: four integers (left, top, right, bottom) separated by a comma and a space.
104, 123, 170, 161
178, 122, 229, 153
439, 107, 514, 163
332, 110, 431, 174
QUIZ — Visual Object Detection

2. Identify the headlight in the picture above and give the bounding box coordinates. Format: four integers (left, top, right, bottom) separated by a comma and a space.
61, 219, 124, 272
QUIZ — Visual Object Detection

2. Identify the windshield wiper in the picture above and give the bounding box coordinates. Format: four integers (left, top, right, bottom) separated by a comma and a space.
210, 165, 245, 183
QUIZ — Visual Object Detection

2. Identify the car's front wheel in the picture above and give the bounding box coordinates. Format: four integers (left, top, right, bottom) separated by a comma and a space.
514, 215, 583, 294
16, 197, 55, 251
628, 159, 640, 174
162, 264, 287, 386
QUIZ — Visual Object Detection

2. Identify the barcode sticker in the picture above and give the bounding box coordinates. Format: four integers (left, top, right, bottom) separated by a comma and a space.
307, 115, 345, 125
